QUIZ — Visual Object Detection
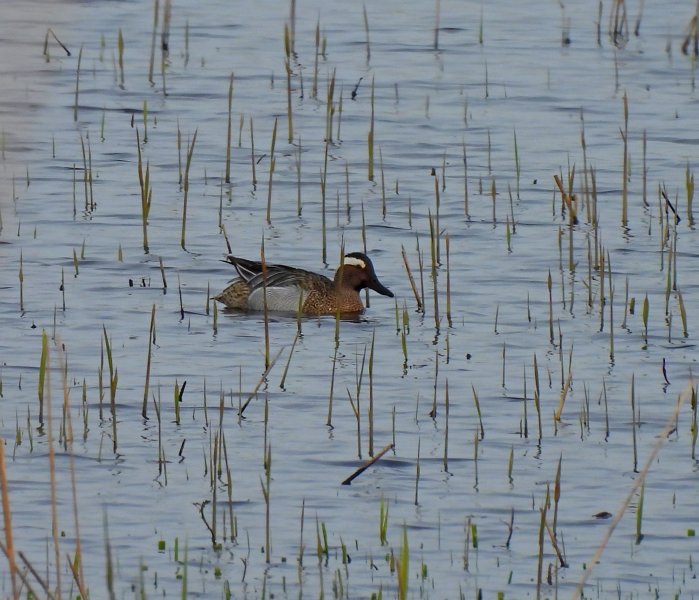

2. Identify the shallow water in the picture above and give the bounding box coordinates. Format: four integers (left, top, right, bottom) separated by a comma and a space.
1, 1, 699, 598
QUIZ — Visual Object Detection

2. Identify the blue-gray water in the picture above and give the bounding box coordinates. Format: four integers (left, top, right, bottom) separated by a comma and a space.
1, 1, 698, 598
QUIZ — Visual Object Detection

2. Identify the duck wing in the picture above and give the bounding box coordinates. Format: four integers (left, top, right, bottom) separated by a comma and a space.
225, 256, 333, 312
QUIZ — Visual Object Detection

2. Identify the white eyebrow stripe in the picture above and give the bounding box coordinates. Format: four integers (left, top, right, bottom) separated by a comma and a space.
344, 256, 366, 269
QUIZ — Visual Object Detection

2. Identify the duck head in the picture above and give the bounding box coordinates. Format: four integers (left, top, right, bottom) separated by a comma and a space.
337, 252, 394, 298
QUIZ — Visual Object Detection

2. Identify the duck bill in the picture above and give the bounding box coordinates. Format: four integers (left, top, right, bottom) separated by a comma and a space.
369, 278, 394, 298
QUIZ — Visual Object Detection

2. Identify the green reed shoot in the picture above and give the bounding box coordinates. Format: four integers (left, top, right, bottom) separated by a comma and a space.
631, 374, 638, 472
429, 212, 439, 330
513, 129, 520, 198
279, 330, 299, 389
315, 519, 329, 565
368, 76, 375, 181
691, 386, 697, 460
325, 342, 338, 427
401, 303, 409, 371
401, 245, 423, 311
311, 20, 320, 98
687, 162, 695, 225
295, 138, 302, 215
117, 29, 125, 87
443, 380, 450, 472
379, 495, 388, 545
471, 384, 484, 439
74, 46, 83, 122
414, 438, 421, 505
261, 441, 272, 563
380, 147, 386, 217
321, 162, 327, 265
363, 4, 371, 62
18, 251, 24, 313
337, 89, 344, 140
635, 482, 645, 544
397, 524, 408, 600
608, 250, 614, 361
677, 289, 688, 336
473, 431, 479, 488
555, 371, 571, 422
176, 119, 182, 185
266, 117, 278, 224
462, 140, 470, 217
148, 0, 159, 84
249, 116, 257, 186
347, 385, 362, 459
547, 270, 554, 344
621, 92, 629, 226
261, 237, 270, 369
326, 68, 336, 143
642, 293, 649, 346
283, 30, 293, 144
533, 354, 542, 440
135, 129, 152, 253
142, 305, 156, 418
553, 455, 562, 535
180, 129, 197, 250
368, 329, 375, 456
225, 72, 234, 183
507, 446, 514, 484
38, 330, 49, 424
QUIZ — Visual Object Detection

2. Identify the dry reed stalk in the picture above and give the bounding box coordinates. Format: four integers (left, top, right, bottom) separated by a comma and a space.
573, 381, 694, 597
341, 443, 393, 485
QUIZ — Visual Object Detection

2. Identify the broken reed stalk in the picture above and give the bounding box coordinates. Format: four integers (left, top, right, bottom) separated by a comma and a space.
136, 129, 152, 254
341, 443, 393, 485
225, 72, 234, 183
266, 118, 278, 224
239, 348, 284, 416
368, 76, 375, 181
180, 129, 198, 250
